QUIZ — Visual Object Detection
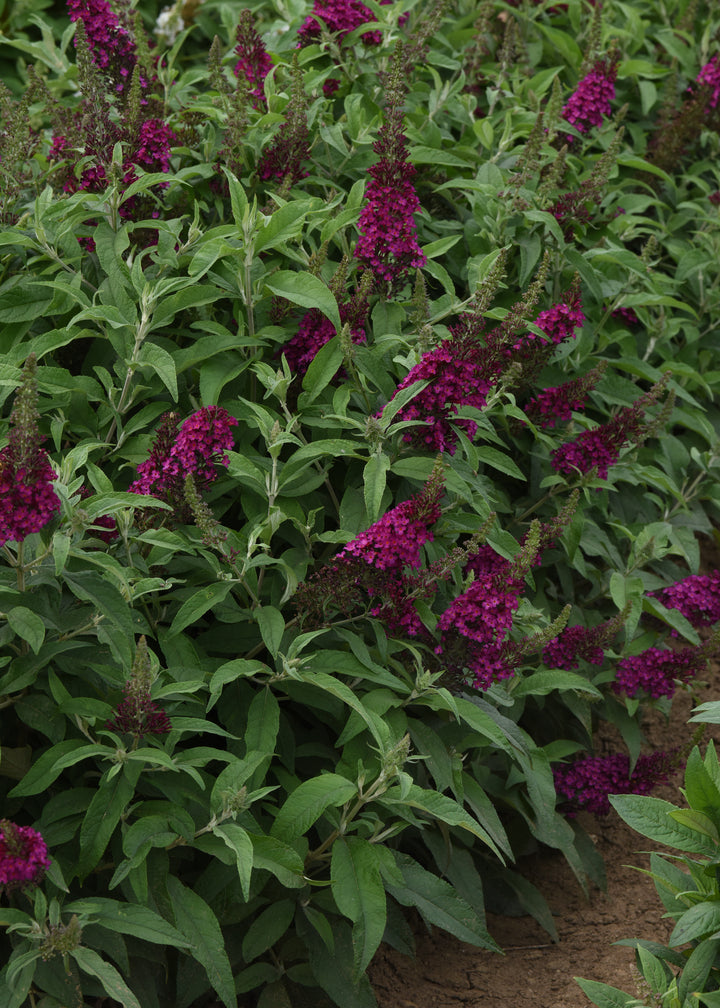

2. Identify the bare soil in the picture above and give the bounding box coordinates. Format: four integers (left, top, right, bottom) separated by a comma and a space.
370, 603, 720, 1008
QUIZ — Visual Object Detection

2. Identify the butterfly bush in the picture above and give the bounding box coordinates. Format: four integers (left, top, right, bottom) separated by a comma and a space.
551, 374, 670, 480
0, 820, 50, 891
561, 54, 618, 139
234, 10, 273, 108
354, 47, 425, 292
130, 407, 237, 520
696, 55, 720, 112
298, 0, 390, 47
525, 365, 604, 428
613, 645, 706, 699
107, 637, 171, 739
67, 0, 138, 92
0, 355, 60, 549
654, 571, 720, 629
553, 751, 679, 816
436, 546, 524, 690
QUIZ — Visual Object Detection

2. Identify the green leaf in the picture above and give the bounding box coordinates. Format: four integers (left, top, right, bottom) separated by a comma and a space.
166, 877, 237, 1008
271, 773, 357, 842
64, 898, 191, 947
78, 768, 136, 877
207, 660, 269, 711
298, 336, 343, 405
168, 581, 234, 636
477, 446, 525, 480
10, 740, 110, 797
678, 938, 719, 1004
71, 947, 141, 1008
255, 201, 312, 253
382, 783, 503, 858
213, 823, 253, 901
139, 343, 178, 400
386, 854, 498, 949
363, 453, 389, 524
248, 833, 305, 888
574, 977, 634, 1008
331, 837, 387, 974
242, 899, 295, 963
670, 902, 720, 948
609, 795, 718, 854
256, 605, 285, 657
5, 607, 45, 655
512, 671, 602, 699
264, 271, 341, 332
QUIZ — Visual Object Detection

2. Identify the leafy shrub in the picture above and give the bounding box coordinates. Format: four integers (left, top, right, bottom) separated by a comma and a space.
1, 0, 720, 1005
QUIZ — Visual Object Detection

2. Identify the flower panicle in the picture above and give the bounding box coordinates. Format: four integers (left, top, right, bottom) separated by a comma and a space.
107, 636, 171, 739
0, 355, 61, 548
257, 53, 310, 186
525, 361, 606, 428
0, 819, 51, 891
554, 749, 681, 817
234, 9, 272, 109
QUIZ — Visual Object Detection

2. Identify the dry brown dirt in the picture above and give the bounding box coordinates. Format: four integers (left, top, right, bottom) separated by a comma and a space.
370, 619, 720, 1008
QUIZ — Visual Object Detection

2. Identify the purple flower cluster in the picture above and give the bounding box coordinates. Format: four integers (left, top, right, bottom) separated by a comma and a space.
51, 117, 176, 214
561, 56, 618, 138
0, 355, 60, 548
611, 306, 640, 326
281, 303, 366, 375
385, 334, 496, 454
354, 76, 425, 292
234, 10, 273, 108
614, 645, 704, 699
436, 548, 522, 690
107, 682, 172, 738
298, 0, 389, 47
525, 374, 594, 428
67, 0, 137, 93
696, 55, 720, 112
550, 374, 669, 482
553, 750, 678, 816
654, 571, 720, 629
543, 625, 606, 670
0, 820, 50, 890
355, 163, 426, 291
130, 407, 237, 518
506, 292, 586, 376
339, 490, 441, 572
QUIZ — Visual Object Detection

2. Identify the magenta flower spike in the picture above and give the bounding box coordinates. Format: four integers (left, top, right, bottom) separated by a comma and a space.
0, 355, 60, 548
553, 751, 679, 816
0, 820, 51, 891
561, 56, 618, 139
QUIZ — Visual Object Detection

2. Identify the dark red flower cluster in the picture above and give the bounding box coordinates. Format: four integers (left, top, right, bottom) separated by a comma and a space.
354, 64, 425, 292
339, 490, 441, 572
130, 407, 237, 519
525, 368, 600, 428
0, 355, 60, 548
696, 55, 720, 112
67, 0, 137, 93
561, 56, 618, 138
614, 645, 705, 699
234, 9, 273, 108
553, 750, 678, 816
611, 306, 640, 326
436, 547, 523, 690
0, 820, 50, 890
298, 0, 390, 47
551, 375, 668, 481
281, 302, 366, 375
653, 571, 720, 629
543, 624, 607, 670
385, 334, 496, 454
107, 682, 172, 738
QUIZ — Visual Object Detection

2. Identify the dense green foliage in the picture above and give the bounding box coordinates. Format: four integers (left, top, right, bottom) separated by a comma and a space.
1, 0, 720, 1005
